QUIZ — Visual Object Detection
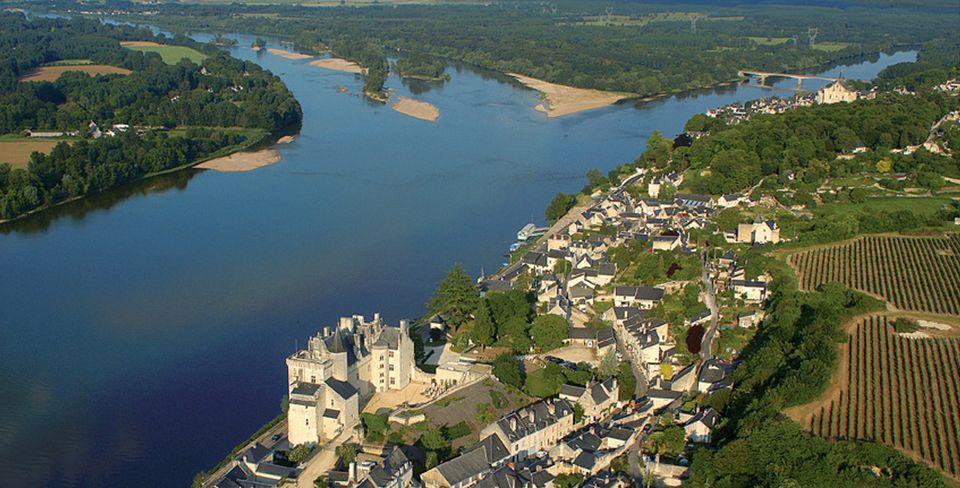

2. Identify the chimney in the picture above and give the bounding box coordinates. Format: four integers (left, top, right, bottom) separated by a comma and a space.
374, 312, 381, 323
339, 317, 352, 330
510, 417, 517, 430
400, 319, 409, 333
528, 410, 535, 423
349, 461, 357, 482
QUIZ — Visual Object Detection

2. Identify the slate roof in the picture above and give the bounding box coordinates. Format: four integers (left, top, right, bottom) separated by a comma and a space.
373, 326, 401, 350
325, 377, 358, 399
686, 408, 721, 430
573, 451, 597, 470
325, 327, 359, 366
290, 382, 322, 397
614, 286, 664, 302
323, 408, 340, 419
559, 384, 587, 398
368, 447, 409, 487
433, 435, 509, 486
495, 399, 574, 442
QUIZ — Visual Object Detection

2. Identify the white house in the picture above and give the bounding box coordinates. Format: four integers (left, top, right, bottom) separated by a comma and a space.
736, 220, 780, 244
683, 408, 721, 443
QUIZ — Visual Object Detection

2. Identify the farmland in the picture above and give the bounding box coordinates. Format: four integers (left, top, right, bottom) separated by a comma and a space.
788, 234, 960, 316
17, 64, 131, 82
788, 315, 960, 480
0, 136, 72, 168
120, 41, 207, 65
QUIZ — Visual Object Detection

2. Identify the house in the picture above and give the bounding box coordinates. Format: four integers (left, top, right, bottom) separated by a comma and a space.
731, 279, 767, 302
568, 285, 596, 307
674, 193, 713, 209
286, 315, 416, 445
717, 193, 744, 208
646, 389, 683, 412
697, 359, 733, 394
737, 310, 763, 328
652, 233, 682, 251
421, 435, 511, 488
683, 408, 721, 443
667, 362, 697, 393
613, 286, 664, 308
557, 378, 619, 421
327, 446, 414, 488
520, 252, 549, 274
214, 442, 299, 488
479, 398, 576, 458
566, 327, 616, 356
736, 219, 780, 244
685, 309, 711, 327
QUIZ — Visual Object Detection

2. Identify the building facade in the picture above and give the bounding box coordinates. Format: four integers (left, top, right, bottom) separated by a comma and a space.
286, 314, 415, 446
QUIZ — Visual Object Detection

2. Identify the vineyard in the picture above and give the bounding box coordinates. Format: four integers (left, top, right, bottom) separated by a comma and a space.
788, 235, 960, 316
794, 316, 960, 479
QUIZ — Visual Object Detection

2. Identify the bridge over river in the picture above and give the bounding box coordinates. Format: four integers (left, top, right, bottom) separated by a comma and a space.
739, 70, 839, 89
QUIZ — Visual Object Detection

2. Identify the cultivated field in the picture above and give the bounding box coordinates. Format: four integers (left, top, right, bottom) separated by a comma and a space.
788, 234, 960, 316
18, 64, 131, 82
0, 139, 65, 168
121, 41, 207, 65
788, 315, 960, 479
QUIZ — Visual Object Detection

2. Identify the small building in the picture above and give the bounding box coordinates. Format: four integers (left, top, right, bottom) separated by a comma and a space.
421, 435, 511, 488
613, 286, 664, 308
731, 279, 767, 302
736, 219, 780, 244
479, 398, 576, 459
737, 310, 763, 328
683, 408, 721, 443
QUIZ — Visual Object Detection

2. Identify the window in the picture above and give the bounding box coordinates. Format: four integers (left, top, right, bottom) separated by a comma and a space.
305, 418, 309, 426
310, 375, 316, 383
389, 351, 394, 357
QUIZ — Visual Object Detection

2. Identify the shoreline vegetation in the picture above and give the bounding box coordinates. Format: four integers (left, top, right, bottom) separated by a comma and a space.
508, 73, 635, 117
390, 96, 440, 122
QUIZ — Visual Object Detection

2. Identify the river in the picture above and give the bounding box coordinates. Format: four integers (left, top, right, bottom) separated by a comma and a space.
0, 23, 915, 485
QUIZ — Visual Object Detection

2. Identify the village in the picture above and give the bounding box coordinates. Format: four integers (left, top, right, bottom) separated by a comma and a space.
206, 150, 788, 488
203, 72, 960, 488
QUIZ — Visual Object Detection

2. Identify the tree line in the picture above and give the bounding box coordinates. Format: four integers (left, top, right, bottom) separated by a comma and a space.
0, 13, 302, 220
78, 0, 959, 97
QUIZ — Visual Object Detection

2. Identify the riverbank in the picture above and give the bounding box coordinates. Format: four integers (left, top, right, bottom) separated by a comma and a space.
0, 127, 270, 224
509, 73, 635, 117
309, 57, 363, 74
391, 96, 440, 122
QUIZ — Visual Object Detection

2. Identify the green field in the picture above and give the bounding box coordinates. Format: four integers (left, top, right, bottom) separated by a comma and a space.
817, 196, 954, 217
813, 42, 852, 52
749, 36, 792, 46
124, 45, 207, 65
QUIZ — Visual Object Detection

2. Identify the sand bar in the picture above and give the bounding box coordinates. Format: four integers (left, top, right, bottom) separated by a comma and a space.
276, 135, 296, 144
391, 96, 440, 122
509, 73, 633, 117
309, 57, 363, 74
195, 148, 280, 172
267, 48, 312, 60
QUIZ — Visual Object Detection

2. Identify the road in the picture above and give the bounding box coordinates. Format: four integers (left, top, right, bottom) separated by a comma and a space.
699, 251, 720, 361
296, 427, 357, 488
201, 419, 287, 488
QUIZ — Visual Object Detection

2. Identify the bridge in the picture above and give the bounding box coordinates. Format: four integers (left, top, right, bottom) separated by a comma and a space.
738, 70, 838, 89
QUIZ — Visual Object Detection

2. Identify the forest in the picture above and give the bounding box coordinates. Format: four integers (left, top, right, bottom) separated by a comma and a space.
0, 13, 302, 220
50, 0, 959, 97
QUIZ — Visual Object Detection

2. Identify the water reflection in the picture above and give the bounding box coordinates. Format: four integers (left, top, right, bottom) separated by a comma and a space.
0, 170, 199, 235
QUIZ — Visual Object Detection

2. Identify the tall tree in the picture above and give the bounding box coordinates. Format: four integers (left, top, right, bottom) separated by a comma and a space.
492, 353, 523, 389
529, 314, 569, 351
472, 300, 495, 348
428, 264, 479, 331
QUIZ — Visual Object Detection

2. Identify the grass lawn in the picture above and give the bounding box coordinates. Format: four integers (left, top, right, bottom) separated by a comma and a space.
124, 44, 207, 65
813, 42, 851, 52
816, 196, 953, 217
749, 36, 791, 46
715, 326, 755, 360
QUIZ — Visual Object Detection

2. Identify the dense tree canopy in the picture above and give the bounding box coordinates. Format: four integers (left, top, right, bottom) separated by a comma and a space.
0, 13, 301, 221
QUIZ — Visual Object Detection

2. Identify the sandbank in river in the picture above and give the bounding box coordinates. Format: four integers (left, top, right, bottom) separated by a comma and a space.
309, 57, 364, 74
391, 96, 440, 122
267, 48, 312, 60
195, 148, 280, 172
509, 73, 633, 117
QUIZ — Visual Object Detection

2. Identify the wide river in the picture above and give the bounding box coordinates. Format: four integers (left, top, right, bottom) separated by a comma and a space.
0, 25, 915, 485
